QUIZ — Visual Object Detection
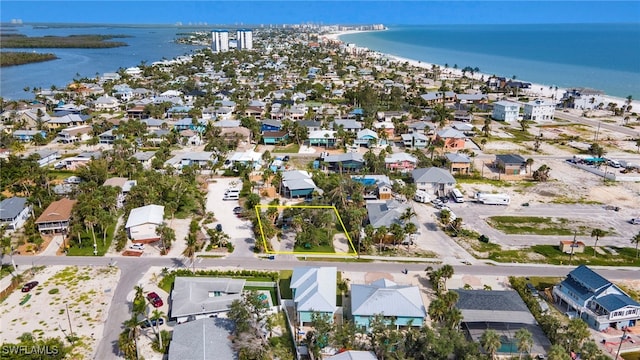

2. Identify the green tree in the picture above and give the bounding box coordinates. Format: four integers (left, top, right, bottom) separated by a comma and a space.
182, 233, 198, 272
565, 318, 590, 351
480, 329, 501, 359
547, 344, 571, 360
514, 328, 533, 359
632, 231, 640, 258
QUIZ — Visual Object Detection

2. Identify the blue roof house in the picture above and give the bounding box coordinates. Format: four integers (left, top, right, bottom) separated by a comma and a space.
351, 279, 426, 331
0, 197, 31, 230
353, 129, 379, 147
173, 118, 207, 133
261, 119, 282, 133
290, 267, 337, 326
553, 265, 640, 330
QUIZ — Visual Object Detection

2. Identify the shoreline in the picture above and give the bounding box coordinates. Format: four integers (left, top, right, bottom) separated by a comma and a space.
326, 30, 640, 109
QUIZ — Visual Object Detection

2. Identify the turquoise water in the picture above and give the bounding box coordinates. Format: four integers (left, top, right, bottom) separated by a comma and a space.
340, 23, 640, 99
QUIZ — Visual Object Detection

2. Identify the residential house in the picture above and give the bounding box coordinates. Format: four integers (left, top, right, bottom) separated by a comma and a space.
0, 197, 31, 230
411, 167, 456, 196
495, 154, 526, 175
451, 122, 475, 136
351, 175, 393, 200
12, 130, 47, 142
47, 114, 88, 129
385, 152, 418, 173
213, 119, 241, 129
243, 106, 264, 119
57, 125, 92, 144
524, 99, 556, 121
35, 198, 77, 234
453, 110, 473, 122
351, 279, 426, 331
92, 95, 120, 110
455, 290, 551, 357
178, 130, 202, 146
174, 118, 206, 132
561, 88, 606, 110
98, 129, 119, 144
408, 121, 435, 136
103, 177, 136, 209
30, 149, 60, 167
333, 119, 362, 133
456, 93, 488, 104
308, 130, 337, 148
373, 122, 394, 139
227, 150, 263, 170
492, 101, 521, 122
125, 204, 164, 242
62, 151, 102, 170
220, 127, 251, 145
170, 277, 246, 322
353, 129, 378, 147
281, 170, 320, 198
165, 151, 215, 170
365, 199, 414, 230
553, 265, 640, 330
322, 152, 365, 173
262, 131, 289, 145
132, 151, 156, 169
436, 128, 466, 150
261, 119, 282, 133
376, 111, 409, 122
290, 267, 337, 326
127, 105, 146, 119
298, 120, 322, 132
327, 351, 377, 360
401, 133, 428, 149
445, 153, 472, 174
559, 240, 586, 254
420, 91, 456, 105
168, 318, 236, 360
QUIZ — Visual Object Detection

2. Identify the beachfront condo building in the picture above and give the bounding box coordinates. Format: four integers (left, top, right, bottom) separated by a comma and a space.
236, 29, 253, 50
211, 30, 229, 53
524, 99, 556, 122
492, 101, 521, 123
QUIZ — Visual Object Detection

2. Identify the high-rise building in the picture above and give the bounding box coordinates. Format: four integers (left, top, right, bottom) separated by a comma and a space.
236, 29, 253, 50
211, 30, 229, 53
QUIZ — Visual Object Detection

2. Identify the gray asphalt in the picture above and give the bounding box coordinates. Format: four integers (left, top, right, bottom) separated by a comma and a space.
4, 254, 639, 360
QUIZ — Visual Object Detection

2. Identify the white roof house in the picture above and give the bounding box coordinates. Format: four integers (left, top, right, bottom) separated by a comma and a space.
125, 204, 164, 242
351, 279, 426, 330
170, 277, 246, 322
290, 267, 337, 325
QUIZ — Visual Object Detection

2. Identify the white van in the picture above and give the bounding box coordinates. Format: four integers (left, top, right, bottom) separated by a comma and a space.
223, 193, 240, 201
631, 218, 640, 225
608, 159, 621, 168
450, 189, 464, 203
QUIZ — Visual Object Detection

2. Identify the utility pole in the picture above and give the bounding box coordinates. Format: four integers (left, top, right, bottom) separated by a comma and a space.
66, 304, 74, 342
615, 326, 628, 360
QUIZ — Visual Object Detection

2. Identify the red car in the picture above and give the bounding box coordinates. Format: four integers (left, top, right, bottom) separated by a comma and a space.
21, 281, 39, 292
146, 292, 163, 308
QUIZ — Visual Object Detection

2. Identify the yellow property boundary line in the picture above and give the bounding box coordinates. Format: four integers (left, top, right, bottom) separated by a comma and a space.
254, 204, 358, 256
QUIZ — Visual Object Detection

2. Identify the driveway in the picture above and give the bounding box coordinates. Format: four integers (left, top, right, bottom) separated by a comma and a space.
205, 177, 256, 258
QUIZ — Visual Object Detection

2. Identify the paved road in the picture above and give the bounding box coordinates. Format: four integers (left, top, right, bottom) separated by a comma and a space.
555, 112, 640, 138
4, 253, 639, 360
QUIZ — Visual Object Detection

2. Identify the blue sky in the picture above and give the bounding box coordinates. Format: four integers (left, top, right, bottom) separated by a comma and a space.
1, 1, 639, 25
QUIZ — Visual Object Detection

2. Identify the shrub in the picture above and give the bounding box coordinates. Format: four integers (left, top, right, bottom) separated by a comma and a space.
48, 288, 59, 295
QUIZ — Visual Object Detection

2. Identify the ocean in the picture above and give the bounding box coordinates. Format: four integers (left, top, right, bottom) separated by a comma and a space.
0, 24, 207, 100
340, 23, 640, 99
1, 23, 639, 101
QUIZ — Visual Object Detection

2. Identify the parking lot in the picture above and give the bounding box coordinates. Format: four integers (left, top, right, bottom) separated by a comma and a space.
205, 177, 255, 258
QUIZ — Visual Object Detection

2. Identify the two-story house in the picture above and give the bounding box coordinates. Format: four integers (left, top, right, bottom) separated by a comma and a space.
492, 101, 521, 123
553, 265, 640, 330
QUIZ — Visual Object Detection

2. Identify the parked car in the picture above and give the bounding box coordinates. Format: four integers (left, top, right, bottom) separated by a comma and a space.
140, 317, 164, 329
129, 243, 145, 250
438, 196, 449, 203
431, 198, 443, 208
146, 292, 163, 308
282, 155, 290, 162
21, 281, 39, 292
215, 224, 223, 232
233, 206, 243, 215
631, 218, 640, 225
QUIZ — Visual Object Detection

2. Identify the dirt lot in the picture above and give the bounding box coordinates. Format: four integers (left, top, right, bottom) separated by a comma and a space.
0, 266, 119, 359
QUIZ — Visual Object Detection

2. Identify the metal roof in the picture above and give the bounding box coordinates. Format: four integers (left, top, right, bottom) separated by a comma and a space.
597, 294, 640, 312
366, 200, 411, 228
568, 265, 610, 292
411, 167, 456, 184
385, 152, 417, 163
170, 277, 245, 318
290, 267, 337, 313
351, 279, 426, 318
168, 318, 236, 360
125, 204, 164, 229
327, 351, 377, 360
0, 197, 28, 220
455, 290, 536, 325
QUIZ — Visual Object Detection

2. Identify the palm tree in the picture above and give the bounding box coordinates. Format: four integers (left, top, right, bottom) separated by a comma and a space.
514, 328, 533, 359
480, 329, 501, 359
633, 231, 640, 258
182, 234, 198, 272
428, 298, 447, 323
547, 344, 570, 360
438, 264, 454, 292
150, 309, 164, 349
482, 118, 492, 137
120, 316, 141, 359
590, 228, 606, 256
133, 285, 145, 317
525, 158, 534, 175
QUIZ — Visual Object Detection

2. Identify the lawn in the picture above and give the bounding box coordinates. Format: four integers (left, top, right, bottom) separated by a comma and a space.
486, 216, 590, 236
486, 245, 640, 266
66, 223, 115, 256
278, 270, 293, 299
272, 144, 300, 154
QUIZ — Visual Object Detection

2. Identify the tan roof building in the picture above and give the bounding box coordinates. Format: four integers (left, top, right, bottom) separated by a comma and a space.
35, 198, 77, 234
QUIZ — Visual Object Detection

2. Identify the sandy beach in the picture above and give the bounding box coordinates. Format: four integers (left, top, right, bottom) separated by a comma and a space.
324, 30, 640, 109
